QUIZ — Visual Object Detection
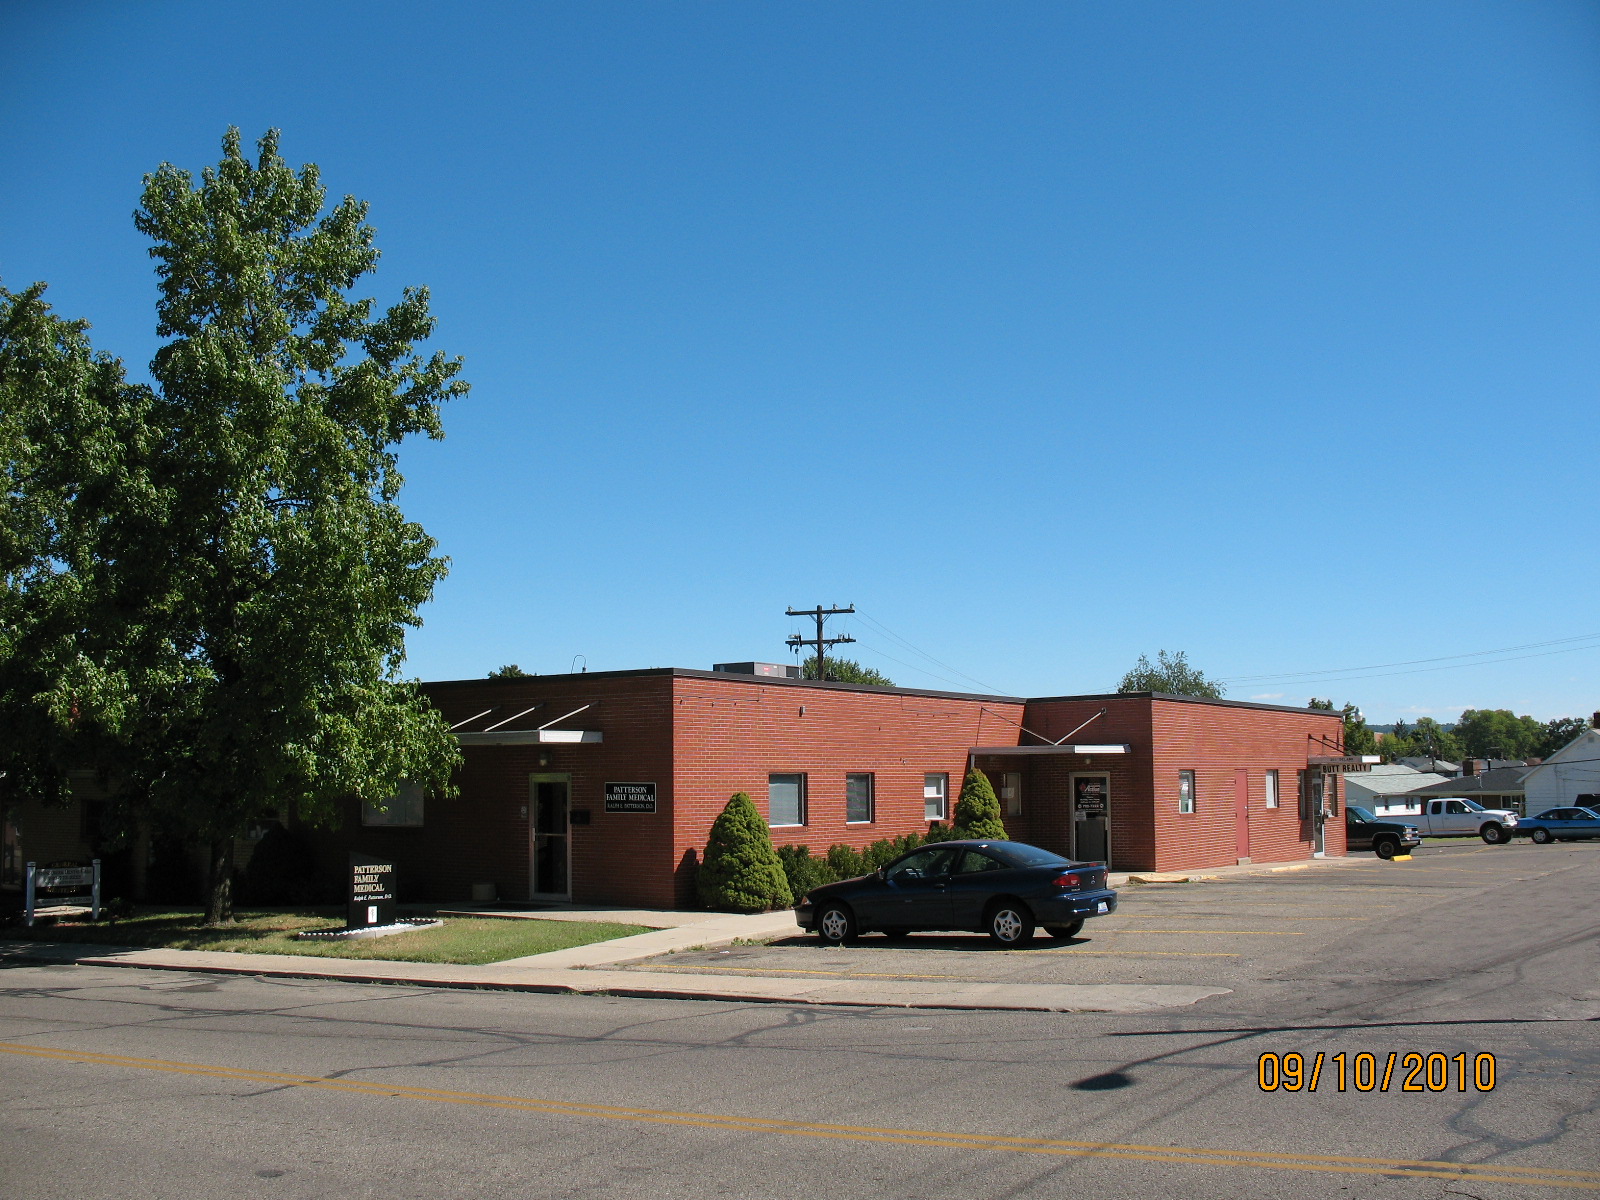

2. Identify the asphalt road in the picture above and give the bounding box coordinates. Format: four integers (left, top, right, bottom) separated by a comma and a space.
2, 839, 1596, 1200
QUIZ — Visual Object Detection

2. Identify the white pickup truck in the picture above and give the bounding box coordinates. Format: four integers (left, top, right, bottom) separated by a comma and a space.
1379, 798, 1520, 844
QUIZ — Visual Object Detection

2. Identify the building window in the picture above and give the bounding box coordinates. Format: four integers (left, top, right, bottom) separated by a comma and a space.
923, 773, 949, 821
769, 774, 807, 826
1265, 770, 1280, 809
1001, 771, 1022, 816
363, 780, 424, 827
846, 773, 874, 823
1178, 770, 1196, 814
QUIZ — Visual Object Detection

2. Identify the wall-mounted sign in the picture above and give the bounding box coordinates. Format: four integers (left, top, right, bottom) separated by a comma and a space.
1073, 777, 1107, 817
605, 783, 657, 813
348, 853, 396, 929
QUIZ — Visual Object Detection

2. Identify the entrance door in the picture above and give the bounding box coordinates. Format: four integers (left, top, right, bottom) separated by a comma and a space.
1071, 775, 1110, 865
529, 774, 571, 900
1234, 768, 1251, 862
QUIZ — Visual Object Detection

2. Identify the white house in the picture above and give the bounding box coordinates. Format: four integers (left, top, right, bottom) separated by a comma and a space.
1521, 717, 1600, 815
1344, 764, 1453, 814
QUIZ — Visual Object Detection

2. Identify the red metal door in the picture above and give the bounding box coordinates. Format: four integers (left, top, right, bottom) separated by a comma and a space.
1234, 768, 1251, 861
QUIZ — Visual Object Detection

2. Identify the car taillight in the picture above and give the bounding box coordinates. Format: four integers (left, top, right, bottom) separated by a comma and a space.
1053, 872, 1082, 888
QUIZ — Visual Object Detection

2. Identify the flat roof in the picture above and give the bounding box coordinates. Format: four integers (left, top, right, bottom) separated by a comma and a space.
424, 671, 1342, 716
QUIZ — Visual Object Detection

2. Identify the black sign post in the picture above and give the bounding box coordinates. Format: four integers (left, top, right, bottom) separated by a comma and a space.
604, 783, 657, 813
348, 853, 396, 929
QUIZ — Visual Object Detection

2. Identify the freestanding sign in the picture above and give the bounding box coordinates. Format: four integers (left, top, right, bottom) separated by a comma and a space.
23, 860, 101, 927
348, 853, 396, 929
604, 782, 657, 813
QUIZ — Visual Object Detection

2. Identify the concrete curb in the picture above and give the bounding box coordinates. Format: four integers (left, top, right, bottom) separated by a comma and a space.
0, 939, 1226, 1014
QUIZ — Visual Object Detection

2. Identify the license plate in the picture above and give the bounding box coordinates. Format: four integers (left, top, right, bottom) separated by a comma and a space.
1096, 901, 1109, 914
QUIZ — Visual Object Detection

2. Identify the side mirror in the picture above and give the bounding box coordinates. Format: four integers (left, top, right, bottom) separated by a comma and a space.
876, 867, 887, 881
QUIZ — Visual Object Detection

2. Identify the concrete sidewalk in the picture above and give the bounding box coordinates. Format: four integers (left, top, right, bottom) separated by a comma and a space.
0, 856, 1367, 1011
0, 896, 1230, 1013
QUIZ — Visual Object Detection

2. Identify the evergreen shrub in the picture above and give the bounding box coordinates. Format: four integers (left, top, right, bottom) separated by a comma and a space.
953, 769, 1007, 840
697, 793, 794, 912
776, 844, 837, 902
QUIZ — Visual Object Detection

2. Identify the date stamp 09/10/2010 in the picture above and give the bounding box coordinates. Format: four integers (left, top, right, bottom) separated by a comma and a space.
1257, 1052, 1497, 1094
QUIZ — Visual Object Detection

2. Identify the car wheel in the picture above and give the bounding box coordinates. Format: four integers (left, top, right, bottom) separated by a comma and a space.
986, 901, 1035, 947
1374, 836, 1400, 860
1480, 823, 1508, 845
815, 902, 856, 945
1044, 920, 1085, 940
1531, 828, 1553, 844
880, 929, 909, 940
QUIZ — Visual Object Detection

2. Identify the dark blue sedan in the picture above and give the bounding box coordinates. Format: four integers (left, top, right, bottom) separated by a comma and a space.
793, 839, 1118, 946
1517, 807, 1600, 844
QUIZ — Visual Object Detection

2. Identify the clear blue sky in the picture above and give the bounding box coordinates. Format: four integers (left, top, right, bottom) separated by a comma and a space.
3, 1, 1597, 722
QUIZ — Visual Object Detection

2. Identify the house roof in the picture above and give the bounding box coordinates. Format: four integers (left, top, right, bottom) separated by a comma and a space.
1346, 770, 1451, 796
1397, 766, 1533, 798
1395, 756, 1460, 774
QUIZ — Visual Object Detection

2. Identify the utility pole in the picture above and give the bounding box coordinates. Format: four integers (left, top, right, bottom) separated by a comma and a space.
786, 604, 855, 682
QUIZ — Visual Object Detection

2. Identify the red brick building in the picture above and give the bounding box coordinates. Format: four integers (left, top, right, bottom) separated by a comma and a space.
316, 666, 1350, 909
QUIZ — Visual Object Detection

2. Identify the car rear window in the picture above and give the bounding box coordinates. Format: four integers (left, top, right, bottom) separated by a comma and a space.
992, 843, 1070, 868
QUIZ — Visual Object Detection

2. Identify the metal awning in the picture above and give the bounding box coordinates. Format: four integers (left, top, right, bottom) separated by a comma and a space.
971, 743, 1131, 756
455, 729, 603, 746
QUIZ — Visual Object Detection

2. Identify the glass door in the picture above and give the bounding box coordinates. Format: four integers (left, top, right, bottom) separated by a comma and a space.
529, 774, 571, 899
1071, 774, 1110, 865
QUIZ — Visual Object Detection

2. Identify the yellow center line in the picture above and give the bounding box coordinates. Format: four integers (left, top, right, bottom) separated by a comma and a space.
1032, 949, 1241, 957
1117, 915, 1370, 922
1091, 929, 1305, 936
647, 964, 968, 981
1, 1042, 1592, 1190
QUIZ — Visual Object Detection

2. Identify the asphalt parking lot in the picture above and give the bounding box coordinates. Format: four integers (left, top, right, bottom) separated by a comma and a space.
623, 838, 1600, 1002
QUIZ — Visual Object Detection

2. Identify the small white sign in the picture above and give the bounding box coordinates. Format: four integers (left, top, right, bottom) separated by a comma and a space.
367, 905, 378, 924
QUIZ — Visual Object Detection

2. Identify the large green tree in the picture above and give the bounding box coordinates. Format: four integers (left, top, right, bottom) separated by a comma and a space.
800, 654, 894, 685
1308, 699, 1378, 756
1454, 709, 1545, 761
0, 284, 151, 816
1535, 716, 1589, 759
1117, 650, 1225, 699
59, 129, 468, 923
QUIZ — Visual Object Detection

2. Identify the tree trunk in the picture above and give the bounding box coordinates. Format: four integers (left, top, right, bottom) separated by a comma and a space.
205, 836, 235, 925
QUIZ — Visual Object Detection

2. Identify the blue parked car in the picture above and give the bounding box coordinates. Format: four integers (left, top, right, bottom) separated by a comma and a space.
1517, 807, 1600, 844
794, 839, 1118, 946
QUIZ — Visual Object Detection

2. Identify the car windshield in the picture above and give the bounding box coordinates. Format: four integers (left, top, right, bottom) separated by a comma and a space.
1460, 800, 1487, 812
990, 843, 1070, 868
1348, 807, 1375, 823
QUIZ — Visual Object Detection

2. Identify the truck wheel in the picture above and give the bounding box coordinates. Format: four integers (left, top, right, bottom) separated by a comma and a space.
1480, 823, 1508, 845
1531, 828, 1553, 844
1374, 836, 1400, 860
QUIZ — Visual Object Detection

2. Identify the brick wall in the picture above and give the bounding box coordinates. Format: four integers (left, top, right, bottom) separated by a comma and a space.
1146, 696, 1346, 869
670, 673, 1027, 906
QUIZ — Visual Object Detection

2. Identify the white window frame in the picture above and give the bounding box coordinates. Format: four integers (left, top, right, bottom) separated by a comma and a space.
845, 773, 875, 824
923, 773, 949, 821
363, 780, 424, 827
1178, 770, 1196, 815
768, 773, 807, 827
1264, 769, 1280, 809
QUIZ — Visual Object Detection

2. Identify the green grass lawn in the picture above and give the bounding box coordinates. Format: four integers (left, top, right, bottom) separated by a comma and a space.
7, 909, 649, 965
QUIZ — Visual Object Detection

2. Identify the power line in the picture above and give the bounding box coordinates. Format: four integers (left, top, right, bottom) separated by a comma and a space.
852, 610, 1008, 693
1222, 633, 1600, 686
